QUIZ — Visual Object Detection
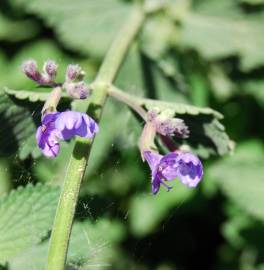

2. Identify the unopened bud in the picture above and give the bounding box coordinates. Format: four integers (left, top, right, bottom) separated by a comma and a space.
43, 60, 58, 79
22, 60, 42, 82
64, 81, 90, 99
147, 108, 189, 138
66, 64, 85, 82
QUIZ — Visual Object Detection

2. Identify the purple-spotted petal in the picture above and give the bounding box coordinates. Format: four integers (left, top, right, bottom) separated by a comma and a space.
176, 152, 203, 187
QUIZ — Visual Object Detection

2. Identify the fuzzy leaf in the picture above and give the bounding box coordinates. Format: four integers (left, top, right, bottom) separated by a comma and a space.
4, 87, 69, 103
0, 184, 59, 263
9, 0, 131, 58
9, 219, 125, 269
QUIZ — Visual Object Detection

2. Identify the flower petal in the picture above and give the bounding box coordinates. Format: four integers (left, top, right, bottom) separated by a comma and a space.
176, 152, 203, 187
160, 152, 179, 181
41, 142, 60, 158
144, 150, 163, 172
151, 175, 161, 194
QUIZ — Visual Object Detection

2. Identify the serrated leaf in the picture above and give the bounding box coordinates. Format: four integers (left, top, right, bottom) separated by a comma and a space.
209, 140, 264, 222
9, 219, 125, 270
10, 0, 131, 58
0, 184, 59, 263
0, 89, 41, 159
4, 87, 69, 103
139, 97, 233, 157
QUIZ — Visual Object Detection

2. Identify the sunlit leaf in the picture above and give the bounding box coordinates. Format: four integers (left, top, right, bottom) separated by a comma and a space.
9, 0, 131, 57
180, 0, 264, 70
0, 184, 59, 264
9, 219, 125, 270
4, 87, 69, 103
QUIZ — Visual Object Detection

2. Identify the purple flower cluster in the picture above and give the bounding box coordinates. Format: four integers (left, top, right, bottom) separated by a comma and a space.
144, 150, 203, 194
36, 111, 99, 158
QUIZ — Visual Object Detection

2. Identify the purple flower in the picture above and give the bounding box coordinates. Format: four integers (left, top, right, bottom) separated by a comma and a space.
36, 111, 99, 158
144, 150, 203, 194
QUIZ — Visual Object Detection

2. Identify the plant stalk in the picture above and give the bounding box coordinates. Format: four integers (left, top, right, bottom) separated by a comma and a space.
108, 85, 147, 120
46, 5, 144, 270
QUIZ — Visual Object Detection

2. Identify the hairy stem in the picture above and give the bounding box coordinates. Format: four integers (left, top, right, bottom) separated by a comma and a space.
108, 85, 147, 120
41, 86, 62, 115
46, 5, 144, 270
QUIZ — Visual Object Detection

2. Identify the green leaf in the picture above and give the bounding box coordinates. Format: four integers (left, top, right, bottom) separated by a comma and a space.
140, 97, 233, 158
0, 184, 59, 264
209, 140, 264, 222
8, 219, 125, 269
0, 13, 39, 42
180, 0, 264, 70
4, 87, 69, 103
0, 88, 41, 159
10, 0, 131, 58
242, 80, 264, 108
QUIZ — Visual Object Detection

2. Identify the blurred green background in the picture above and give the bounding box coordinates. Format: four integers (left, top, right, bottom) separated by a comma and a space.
0, 0, 264, 269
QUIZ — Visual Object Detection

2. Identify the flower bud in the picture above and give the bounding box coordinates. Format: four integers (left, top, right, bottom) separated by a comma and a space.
22, 60, 42, 82
66, 64, 85, 82
147, 108, 189, 138
43, 60, 58, 80
64, 81, 90, 99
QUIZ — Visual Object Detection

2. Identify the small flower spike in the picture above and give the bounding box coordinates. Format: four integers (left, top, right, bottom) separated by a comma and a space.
144, 150, 203, 194
36, 111, 99, 158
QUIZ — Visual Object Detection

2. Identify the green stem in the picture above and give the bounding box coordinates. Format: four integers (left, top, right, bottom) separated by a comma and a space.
108, 85, 147, 120
46, 5, 144, 270
42, 86, 62, 115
